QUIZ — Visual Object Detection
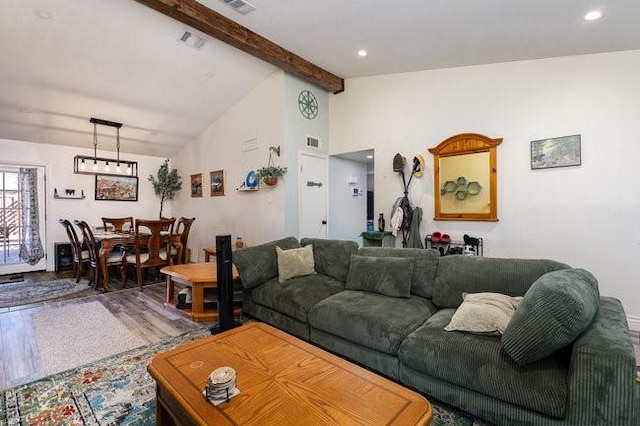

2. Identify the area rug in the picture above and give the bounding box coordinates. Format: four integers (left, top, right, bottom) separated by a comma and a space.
0, 328, 211, 425
0, 279, 88, 308
0, 327, 489, 426
31, 301, 147, 376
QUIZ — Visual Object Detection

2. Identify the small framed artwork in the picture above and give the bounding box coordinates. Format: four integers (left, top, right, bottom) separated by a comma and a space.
210, 169, 225, 197
531, 134, 581, 170
191, 173, 203, 198
95, 175, 138, 201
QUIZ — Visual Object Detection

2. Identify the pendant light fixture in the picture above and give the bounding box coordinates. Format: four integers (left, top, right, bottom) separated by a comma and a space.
74, 117, 138, 177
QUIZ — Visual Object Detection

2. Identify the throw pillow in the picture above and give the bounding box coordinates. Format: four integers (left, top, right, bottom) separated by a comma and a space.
501, 268, 600, 366
345, 254, 414, 298
276, 245, 316, 283
444, 292, 522, 335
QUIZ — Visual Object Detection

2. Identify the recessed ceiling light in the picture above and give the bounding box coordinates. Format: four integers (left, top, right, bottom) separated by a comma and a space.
34, 9, 53, 20
358, 49, 368, 57
366, 155, 373, 159
584, 10, 603, 21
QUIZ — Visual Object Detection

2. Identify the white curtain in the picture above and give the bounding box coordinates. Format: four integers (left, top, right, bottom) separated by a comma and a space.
18, 168, 44, 265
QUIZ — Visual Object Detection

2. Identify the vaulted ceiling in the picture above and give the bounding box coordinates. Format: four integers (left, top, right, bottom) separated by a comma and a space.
1, 0, 639, 157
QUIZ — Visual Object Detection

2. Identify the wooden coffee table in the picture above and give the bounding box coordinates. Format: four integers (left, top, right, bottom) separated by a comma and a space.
148, 322, 432, 425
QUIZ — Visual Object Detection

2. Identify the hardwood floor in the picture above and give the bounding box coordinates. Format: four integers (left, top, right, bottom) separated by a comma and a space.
0, 270, 211, 390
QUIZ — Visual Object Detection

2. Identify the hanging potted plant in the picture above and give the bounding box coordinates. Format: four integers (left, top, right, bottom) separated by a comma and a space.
256, 165, 287, 187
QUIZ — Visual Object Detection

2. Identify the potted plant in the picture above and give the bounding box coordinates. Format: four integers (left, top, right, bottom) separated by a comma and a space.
256, 165, 287, 186
148, 159, 183, 218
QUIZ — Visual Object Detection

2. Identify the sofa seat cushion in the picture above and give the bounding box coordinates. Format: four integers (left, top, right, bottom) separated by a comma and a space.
398, 309, 569, 418
250, 274, 344, 322
308, 290, 436, 356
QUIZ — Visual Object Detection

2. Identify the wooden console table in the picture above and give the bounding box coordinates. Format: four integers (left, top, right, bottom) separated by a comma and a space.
161, 262, 240, 322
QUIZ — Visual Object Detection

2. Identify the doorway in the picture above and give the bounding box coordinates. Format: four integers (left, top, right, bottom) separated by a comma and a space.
328, 149, 374, 244
0, 165, 47, 275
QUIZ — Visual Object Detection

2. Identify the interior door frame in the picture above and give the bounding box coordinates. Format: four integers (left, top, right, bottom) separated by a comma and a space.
297, 150, 329, 239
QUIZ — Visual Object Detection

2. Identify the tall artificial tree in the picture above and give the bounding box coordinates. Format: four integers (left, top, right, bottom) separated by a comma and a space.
148, 159, 182, 218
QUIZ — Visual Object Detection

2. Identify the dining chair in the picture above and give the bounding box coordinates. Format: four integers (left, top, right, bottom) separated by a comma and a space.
75, 220, 127, 291
122, 218, 176, 291
101, 216, 134, 233
170, 217, 195, 264
59, 219, 91, 283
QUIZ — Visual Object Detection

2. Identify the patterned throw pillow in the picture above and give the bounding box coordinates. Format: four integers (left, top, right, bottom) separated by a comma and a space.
444, 292, 523, 335
276, 245, 317, 283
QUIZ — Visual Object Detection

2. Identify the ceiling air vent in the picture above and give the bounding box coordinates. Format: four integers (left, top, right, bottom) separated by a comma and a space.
220, 0, 256, 14
177, 29, 207, 50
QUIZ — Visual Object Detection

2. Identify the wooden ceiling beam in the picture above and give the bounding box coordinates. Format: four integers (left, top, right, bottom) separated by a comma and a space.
133, 0, 345, 94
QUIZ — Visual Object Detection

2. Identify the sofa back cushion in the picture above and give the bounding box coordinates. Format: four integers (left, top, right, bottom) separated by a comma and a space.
346, 254, 414, 298
301, 238, 359, 282
432, 256, 570, 308
232, 236, 300, 289
358, 247, 440, 298
502, 268, 600, 365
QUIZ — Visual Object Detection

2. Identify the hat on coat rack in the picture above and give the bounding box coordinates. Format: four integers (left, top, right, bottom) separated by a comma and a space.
412, 154, 425, 178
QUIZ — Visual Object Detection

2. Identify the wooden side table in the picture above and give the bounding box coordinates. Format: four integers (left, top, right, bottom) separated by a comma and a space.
161, 262, 240, 322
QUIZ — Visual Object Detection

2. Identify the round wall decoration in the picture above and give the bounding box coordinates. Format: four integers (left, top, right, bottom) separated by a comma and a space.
298, 90, 318, 119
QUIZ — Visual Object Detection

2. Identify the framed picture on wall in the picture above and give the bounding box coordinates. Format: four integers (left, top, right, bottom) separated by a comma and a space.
210, 169, 225, 197
191, 173, 203, 198
95, 175, 138, 201
531, 134, 581, 170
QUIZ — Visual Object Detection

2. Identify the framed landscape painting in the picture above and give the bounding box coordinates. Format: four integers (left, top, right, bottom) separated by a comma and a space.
210, 169, 225, 197
95, 175, 138, 201
531, 134, 581, 170
191, 173, 203, 198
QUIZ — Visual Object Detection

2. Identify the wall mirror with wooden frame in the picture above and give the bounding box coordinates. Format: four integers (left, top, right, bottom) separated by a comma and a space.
428, 133, 502, 221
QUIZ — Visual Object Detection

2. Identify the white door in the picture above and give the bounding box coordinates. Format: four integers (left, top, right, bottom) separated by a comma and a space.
298, 152, 328, 239
0, 165, 47, 275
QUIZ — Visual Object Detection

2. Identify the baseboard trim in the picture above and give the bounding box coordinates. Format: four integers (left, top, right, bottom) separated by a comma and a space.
627, 315, 640, 332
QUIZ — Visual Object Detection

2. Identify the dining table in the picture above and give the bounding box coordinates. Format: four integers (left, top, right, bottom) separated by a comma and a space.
93, 230, 183, 292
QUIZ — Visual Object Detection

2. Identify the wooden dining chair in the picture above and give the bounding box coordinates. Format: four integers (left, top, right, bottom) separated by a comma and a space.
170, 217, 195, 264
101, 216, 134, 233
59, 219, 90, 283
122, 218, 176, 291
75, 220, 127, 291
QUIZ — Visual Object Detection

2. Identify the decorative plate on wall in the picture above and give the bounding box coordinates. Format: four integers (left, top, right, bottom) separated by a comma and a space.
298, 90, 318, 119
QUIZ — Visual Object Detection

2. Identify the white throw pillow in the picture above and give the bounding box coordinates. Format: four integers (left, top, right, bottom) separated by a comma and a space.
444, 292, 523, 335
276, 245, 316, 283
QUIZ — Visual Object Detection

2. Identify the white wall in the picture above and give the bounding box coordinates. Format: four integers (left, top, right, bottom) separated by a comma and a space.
283, 75, 330, 237
0, 138, 167, 271
172, 71, 287, 261
329, 50, 640, 326
328, 157, 367, 243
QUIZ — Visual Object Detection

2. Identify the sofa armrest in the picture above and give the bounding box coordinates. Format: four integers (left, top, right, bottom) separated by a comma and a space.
567, 297, 637, 425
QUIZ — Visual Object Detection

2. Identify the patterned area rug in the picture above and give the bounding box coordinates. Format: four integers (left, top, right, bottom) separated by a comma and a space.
0, 328, 211, 425
0, 327, 488, 425
0, 279, 89, 308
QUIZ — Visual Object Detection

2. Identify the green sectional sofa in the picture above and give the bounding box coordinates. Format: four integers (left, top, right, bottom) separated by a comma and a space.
232, 237, 637, 425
